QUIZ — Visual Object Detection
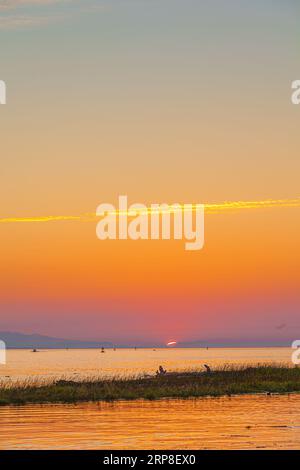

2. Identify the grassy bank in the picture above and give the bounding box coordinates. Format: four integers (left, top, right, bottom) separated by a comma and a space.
1, 365, 300, 406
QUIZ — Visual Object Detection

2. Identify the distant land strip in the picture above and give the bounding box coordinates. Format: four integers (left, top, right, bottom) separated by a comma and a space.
1, 365, 300, 405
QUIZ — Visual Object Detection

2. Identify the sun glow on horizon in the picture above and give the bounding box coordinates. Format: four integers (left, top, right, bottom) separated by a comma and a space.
167, 341, 177, 346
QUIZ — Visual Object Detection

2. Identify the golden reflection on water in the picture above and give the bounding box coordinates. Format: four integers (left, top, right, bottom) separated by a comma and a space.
1, 395, 300, 449
1, 348, 293, 384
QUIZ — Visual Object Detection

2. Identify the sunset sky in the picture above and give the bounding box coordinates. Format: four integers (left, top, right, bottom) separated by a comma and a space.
0, 0, 299, 345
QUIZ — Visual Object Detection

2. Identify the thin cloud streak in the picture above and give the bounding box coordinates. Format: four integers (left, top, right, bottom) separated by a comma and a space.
0, 0, 106, 30
0, 0, 77, 30
0, 14, 49, 28
1, 198, 300, 224
0, 0, 68, 9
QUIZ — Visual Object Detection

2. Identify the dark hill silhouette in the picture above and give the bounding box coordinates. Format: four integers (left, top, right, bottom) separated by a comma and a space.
0, 331, 113, 349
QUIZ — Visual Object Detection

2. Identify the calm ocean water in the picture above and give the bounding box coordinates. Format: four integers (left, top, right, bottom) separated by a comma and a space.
1, 395, 300, 449
0, 347, 292, 384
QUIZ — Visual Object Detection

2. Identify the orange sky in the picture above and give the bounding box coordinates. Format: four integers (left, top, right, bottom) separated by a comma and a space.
0, 0, 299, 344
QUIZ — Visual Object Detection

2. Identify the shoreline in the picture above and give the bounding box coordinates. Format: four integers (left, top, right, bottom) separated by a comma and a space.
1, 365, 300, 406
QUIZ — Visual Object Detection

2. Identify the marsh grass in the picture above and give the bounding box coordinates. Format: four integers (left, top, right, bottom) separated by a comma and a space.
0, 363, 299, 406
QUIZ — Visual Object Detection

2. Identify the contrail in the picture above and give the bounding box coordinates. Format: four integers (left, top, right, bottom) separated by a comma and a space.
0, 198, 299, 224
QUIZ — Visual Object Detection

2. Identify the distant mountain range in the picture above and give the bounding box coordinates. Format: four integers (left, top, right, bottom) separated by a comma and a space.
0, 331, 292, 349
0, 332, 113, 349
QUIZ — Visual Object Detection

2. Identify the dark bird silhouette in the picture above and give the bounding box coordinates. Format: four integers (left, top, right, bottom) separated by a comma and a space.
156, 365, 167, 376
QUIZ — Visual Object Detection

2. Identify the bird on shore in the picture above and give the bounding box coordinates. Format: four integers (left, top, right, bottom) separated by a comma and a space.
156, 365, 167, 376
